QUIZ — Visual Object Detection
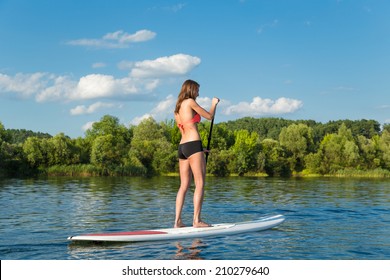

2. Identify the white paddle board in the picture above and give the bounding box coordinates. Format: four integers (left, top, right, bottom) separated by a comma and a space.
67, 214, 285, 242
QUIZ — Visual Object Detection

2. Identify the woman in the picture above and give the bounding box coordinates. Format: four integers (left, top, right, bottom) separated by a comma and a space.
174, 79, 219, 228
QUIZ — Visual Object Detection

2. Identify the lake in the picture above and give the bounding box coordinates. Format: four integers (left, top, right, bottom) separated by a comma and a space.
0, 176, 389, 260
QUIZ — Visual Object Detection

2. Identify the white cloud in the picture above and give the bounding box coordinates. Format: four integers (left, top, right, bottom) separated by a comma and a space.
68, 74, 162, 101
67, 29, 156, 49
0, 72, 48, 98
131, 114, 153, 125
196, 96, 213, 110
224, 97, 303, 116
131, 95, 176, 125
117, 60, 134, 70
0, 53, 199, 103
82, 121, 95, 132
103, 30, 156, 43
70, 101, 116, 116
151, 94, 175, 115
129, 54, 201, 78
0, 72, 160, 102
92, 62, 106, 69
36, 75, 76, 102
74, 74, 125, 99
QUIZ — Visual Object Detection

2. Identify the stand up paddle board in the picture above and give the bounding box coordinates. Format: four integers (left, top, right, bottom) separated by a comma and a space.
68, 214, 285, 242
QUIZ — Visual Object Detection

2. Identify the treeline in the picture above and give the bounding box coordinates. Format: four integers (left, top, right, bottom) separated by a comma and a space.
1, 116, 390, 178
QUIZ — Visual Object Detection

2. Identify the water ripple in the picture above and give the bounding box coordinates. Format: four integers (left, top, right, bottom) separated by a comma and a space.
1, 177, 389, 259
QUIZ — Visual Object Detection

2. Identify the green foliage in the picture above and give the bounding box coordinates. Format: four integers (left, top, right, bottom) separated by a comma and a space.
129, 117, 175, 176
1, 116, 389, 178
379, 130, 390, 169
307, 124, 361, 174
91, 134, 121, 174
5, 128, 51, 144
22, 136, 48, 168
258, 139, 290, 177
230, 130, 261, 175
0, 121, 6, 143
279, 123, 314, 172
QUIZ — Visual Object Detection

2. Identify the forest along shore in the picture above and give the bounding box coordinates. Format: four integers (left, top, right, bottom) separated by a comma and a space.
1, 116, 390, 178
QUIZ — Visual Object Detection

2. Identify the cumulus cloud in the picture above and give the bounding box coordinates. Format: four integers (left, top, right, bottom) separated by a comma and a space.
128, 54, 201, 78
70, 102, 116, 116
67, 29, 156, 49
36, 75, 77, 102
224, 97, 303, 116
0, 53, 198, 102
151, 94, 176, 115
0, 72, 48, 98
0, 72, 157, 102
131, 95, 176, 125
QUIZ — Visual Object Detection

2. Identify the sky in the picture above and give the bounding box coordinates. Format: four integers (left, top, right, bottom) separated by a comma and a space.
0, 0, 389, 138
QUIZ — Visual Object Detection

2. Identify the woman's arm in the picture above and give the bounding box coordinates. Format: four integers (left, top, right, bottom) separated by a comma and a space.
189, 98, 219, 120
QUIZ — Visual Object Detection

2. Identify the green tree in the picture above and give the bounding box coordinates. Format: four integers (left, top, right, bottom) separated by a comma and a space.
207, 149, 230, 176
47, 133, 79, 166
160, 119, 181, 146
22, 137, 47, 169
383, 123, 390, 133
357, 135, 381, 169
90, 134, 122, 174
0, 121, 5, 143
279, 123, 314, 172
86, 115, 131, 174
73, 137, 91, 164
379, 130, 390, 169
258, 139, 290, 176
212, 123, 235, 151
85, 115, 131, 140
0, 122, 5, 167
315, 124, 360, 173
230, 130, 260, 175
129, 117, 175, 175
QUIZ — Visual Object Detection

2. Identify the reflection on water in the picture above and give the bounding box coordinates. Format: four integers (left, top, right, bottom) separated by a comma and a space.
1, 176, 390, 259
67, 238, 207, 260
175, 240, 205, 260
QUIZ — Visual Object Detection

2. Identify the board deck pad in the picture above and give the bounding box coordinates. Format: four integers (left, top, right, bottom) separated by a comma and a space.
68, 214, 285, 242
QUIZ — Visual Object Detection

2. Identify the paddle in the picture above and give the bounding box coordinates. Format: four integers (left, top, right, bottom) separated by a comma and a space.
205, 101, 218, 164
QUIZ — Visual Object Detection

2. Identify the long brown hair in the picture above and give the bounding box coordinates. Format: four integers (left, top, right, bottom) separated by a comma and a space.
174, 79, 200, 114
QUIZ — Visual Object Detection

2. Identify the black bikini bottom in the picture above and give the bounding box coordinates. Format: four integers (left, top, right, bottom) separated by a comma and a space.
178, 140, 203, 159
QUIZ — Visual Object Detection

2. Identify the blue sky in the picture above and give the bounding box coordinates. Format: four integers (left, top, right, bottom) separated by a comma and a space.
1, 0, 389, 138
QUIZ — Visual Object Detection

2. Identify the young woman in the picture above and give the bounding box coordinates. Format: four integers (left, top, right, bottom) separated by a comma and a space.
174, 79, 219, 228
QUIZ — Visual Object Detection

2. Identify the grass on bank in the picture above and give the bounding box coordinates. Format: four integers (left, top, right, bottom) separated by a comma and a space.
44, 165, 390, 178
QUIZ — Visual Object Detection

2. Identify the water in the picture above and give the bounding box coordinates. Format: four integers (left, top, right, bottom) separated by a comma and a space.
0, 176, 389, 260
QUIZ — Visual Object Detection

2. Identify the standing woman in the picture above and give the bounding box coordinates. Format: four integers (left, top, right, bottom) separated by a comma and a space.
174, 79, 219, 228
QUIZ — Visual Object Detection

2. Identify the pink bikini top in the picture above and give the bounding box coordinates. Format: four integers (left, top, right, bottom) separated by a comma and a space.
177, 113, 201, 131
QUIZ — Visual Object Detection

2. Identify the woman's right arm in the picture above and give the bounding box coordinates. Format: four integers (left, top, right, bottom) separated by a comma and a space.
190, 98, 220, 120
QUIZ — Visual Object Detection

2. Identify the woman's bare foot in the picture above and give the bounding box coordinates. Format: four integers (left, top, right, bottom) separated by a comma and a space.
193, 221, 212, 228
174, 221, 186, 228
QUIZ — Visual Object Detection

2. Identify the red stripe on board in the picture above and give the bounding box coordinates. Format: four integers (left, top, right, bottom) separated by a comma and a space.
85, 230, 167, 236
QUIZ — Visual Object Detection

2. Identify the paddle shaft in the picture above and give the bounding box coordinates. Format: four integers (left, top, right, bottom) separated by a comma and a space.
205, 104, 218, 164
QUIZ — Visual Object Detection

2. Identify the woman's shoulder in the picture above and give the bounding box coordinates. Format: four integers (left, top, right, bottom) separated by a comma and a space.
182, 98, 195, 105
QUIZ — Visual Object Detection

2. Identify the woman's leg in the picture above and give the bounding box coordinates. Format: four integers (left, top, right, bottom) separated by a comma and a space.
174, 159, 191, 228
189, 152, 210, 227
